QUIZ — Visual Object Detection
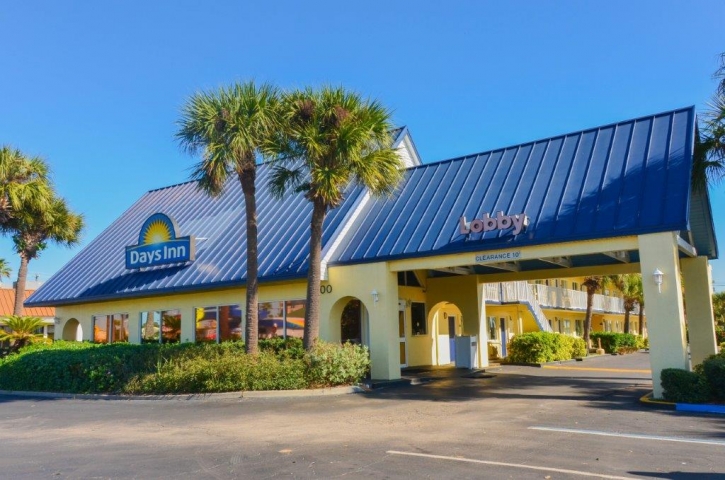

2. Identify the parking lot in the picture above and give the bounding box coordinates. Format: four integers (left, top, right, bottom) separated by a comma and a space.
1, 352, 724, 479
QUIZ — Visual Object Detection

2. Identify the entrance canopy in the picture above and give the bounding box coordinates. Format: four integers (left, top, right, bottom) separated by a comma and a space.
331, 106, 716, 277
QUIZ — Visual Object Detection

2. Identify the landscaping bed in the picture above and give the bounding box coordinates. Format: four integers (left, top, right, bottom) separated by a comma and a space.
0, 339, 369, 395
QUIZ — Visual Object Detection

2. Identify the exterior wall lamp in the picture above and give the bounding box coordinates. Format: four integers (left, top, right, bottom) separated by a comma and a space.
371, 289, 379, 303
652, 269, 664, 293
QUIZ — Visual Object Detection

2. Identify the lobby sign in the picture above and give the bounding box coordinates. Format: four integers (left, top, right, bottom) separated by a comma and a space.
459, 211, 529, 236
125, 213, 195, 269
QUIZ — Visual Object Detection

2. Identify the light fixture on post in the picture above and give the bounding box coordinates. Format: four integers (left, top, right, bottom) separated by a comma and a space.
652, 268, 664, 293
371, 289, 379, 303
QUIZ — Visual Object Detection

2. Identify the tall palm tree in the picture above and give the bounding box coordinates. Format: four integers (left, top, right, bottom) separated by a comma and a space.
631, 275, 645, 336
582, 276, 603, 346
693, 53, 725, 191
10, 196, 83, 315
0, 315, 46, 352
176, 81, 280, 355
268, 86, 403, 350
0, 146, 51, 227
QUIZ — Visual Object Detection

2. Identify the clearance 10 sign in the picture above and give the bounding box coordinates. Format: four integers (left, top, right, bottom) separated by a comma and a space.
125, 213, 196, 269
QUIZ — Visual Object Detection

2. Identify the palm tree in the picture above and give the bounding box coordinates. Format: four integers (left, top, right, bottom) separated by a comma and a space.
176, 81, 280, 355
582, 276, 603, 346
268, 86, 403, 350
631, 275, 645, 336
0, 258, 10, 280
0, 146, 51, 227
610, 274, 641, 334
0, 315, 45, 351
693, 53, 725, 191
9, 196, 83, 315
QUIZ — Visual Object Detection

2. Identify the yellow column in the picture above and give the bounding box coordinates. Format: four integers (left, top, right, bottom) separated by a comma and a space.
681, 256, 717, 366
638, 232, 688, 398
477, 282, 490, 368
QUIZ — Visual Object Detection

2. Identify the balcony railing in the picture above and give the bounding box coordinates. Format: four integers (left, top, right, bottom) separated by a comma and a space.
485, 282, 640, 315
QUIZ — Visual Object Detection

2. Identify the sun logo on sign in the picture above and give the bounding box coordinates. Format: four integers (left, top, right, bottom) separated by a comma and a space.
138, 214, 177, 245
142, 219, 173, 245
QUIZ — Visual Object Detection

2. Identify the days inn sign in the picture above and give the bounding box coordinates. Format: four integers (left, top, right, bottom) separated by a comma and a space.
125, 213, 195, 269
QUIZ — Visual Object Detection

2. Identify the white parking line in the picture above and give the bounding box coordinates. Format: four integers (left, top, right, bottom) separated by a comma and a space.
386, 450, 636, 479
529, 426, 725, 447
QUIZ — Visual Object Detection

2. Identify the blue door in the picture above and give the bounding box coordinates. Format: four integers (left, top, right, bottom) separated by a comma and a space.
448, 316, 456, 363
500, 318, 507, 358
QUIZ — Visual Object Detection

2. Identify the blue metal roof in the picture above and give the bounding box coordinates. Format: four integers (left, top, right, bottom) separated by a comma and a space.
333, 106, 700, 264
27, 106, 709, 307
26, 164, 364, 306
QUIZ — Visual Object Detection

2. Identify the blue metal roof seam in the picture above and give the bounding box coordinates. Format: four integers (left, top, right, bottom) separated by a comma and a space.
26, 106, 711, 307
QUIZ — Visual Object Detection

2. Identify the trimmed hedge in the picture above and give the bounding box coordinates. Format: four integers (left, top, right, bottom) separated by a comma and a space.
507, 332, 586, 364
0, 339, 369, 394
701, 355, 725, 400
661, 368, 711, 403
589, 332, 640, 354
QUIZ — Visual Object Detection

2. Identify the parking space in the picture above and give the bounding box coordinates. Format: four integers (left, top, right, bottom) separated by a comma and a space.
1, 353, 723, 479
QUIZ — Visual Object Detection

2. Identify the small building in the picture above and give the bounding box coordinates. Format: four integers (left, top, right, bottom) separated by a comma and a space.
26, 107, 719, 397
0, 284, 56, 338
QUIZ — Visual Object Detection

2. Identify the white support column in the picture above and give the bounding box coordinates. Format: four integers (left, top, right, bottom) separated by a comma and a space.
477, 283, 490, 368
638, 232, 688, 398
681, 257, 718, 367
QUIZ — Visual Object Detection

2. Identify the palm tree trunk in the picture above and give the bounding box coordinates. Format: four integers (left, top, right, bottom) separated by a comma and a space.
13, 255, 29, 316
624, 310, 630, 334
638, 307, 644, 336
239, 169, 259, 355
583, 290, 594, 348
303, 199, 326, 351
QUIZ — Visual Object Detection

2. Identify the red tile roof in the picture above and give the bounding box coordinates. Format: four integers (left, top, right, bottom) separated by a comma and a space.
0, 289, 55, 318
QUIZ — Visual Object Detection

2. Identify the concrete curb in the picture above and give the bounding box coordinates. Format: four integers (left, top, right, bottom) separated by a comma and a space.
504, 354, 611, 368
639, 392, 725, 414
0, 385, 366, 401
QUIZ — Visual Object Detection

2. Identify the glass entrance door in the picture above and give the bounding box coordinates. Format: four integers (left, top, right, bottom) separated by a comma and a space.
398, 301, 407, 367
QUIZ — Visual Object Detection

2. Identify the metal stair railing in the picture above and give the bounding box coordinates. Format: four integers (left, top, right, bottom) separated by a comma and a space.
498, 281, 553, 333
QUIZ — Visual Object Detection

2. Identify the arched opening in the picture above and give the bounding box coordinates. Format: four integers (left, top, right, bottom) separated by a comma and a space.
341, 299, 363, 344
427, 301, 463, 366
329, 296, 370, 348
62, 318, 83, 341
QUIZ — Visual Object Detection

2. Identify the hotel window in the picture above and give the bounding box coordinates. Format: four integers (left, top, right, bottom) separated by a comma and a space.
572, 282, 579, 291
258, 300, 307, 339
411, 302, 426, 335
140, 312, 160, 343
575, 320, 583, 337
195, 305, 243, 343
488, 316, 498, 341
161, 309, 182, 344
563, 319, 571, 334
93, 314, 129, 343
560, 280, 568, 289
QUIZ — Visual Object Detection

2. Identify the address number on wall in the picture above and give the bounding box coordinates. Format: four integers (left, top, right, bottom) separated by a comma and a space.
320, 285, 333, 294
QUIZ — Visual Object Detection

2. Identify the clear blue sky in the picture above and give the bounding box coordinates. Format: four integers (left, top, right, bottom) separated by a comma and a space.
1, 1, 724, 291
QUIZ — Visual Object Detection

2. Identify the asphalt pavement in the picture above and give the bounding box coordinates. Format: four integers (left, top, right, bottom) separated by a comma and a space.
1, 351, 724, 479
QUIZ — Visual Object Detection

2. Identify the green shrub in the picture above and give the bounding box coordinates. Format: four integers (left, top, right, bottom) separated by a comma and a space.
701, 356, 725, 400
259, 337, 305, 360
661, 368, 710, 403
506, 332, 586, 364
0, 339, 369, 394
306, 341, 370, 387
126, 350, 308, 394
590, 332, 639, 354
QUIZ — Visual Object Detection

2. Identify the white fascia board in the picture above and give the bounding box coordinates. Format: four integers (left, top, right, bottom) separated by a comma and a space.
321, 191, 371, 281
